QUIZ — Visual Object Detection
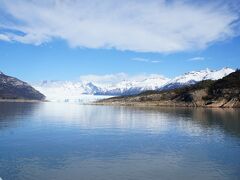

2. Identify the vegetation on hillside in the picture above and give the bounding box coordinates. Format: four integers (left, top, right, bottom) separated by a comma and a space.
98, 70, 240, 108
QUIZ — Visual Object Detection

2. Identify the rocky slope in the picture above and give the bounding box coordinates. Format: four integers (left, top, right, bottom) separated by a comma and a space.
0, 72, 45, 101
96, 70, 240, 108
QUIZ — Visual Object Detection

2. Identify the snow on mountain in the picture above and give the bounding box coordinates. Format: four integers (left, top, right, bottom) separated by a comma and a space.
32, 68, 235, 102
161, 67, 234, 90
96, 76, 170, 95
33, 76, 169, 102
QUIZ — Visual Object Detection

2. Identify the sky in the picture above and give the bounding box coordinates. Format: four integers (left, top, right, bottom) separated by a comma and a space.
0, 0, 240, 82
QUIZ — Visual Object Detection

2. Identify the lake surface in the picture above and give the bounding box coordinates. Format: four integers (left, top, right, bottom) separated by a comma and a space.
0, 102, 240, 180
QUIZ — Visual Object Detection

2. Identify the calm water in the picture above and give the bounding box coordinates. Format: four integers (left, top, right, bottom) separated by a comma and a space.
0, 102, 240, 180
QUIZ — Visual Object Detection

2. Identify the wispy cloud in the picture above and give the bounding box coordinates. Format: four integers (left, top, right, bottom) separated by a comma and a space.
0, 0, 239, 53
151, 60, 161, 63
188, 57, 205, 61
132, 57, 161, 63
132, 57, 150, 62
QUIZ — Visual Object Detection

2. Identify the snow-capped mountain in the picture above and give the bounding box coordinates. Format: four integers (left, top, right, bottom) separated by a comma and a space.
161, 67, 234, 90
32, 68, 235, 102
96, 76, 170, 95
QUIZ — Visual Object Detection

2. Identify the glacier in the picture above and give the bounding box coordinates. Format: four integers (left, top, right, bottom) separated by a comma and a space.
32, 67, 235, 102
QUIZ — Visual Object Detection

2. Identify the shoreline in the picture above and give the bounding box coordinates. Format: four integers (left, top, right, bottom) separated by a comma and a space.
0, 99, 47, 103
93, 100, 240, 108
0, 99, 239, 108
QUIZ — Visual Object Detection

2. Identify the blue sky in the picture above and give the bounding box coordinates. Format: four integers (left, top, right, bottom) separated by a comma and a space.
0, 0, 240, 82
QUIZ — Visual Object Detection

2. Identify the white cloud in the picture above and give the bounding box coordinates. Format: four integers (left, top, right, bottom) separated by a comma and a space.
79, 73, 128, 84
79, 73, 166, 84
0, 0, 239, 53
0, 34, 10, 41
188, 57, 205, 61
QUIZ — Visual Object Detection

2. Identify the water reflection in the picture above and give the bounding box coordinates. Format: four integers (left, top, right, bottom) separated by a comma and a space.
0, 102, 239, 180
34, 103, 240, 138
1, 103, 239, 133
0, 102, 40, 130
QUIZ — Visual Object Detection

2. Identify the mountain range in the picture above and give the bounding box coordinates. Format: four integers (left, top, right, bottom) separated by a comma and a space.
33, 67, 234, 102
96, 70, 240, 108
